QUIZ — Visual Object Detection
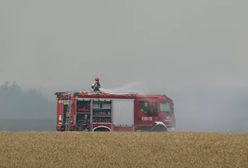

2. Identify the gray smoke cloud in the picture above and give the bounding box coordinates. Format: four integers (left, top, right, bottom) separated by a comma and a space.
0, 82, 56, 131
0, 82, 54, 119
0, 82, 247, 132
167, 88, 248, 133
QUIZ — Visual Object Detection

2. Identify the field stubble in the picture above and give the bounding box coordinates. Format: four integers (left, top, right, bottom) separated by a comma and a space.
0, 132, 247, 168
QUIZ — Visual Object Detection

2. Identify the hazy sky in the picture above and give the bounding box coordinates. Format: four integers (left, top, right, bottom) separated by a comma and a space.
0, 0, 247, 91
0, 0, 248, 132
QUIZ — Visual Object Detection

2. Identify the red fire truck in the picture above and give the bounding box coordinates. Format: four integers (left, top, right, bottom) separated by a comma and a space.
55, 91, 175, 131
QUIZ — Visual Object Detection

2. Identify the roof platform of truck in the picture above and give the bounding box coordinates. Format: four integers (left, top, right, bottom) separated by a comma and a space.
55, 91, 172, 102
55, 91, 137, 99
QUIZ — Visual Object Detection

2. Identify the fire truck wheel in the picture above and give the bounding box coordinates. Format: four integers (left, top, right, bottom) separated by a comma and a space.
151, 124, 168, 132
93, 127, 111, 132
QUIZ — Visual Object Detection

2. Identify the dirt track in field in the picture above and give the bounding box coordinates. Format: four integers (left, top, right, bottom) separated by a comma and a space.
0, 132, 247, 168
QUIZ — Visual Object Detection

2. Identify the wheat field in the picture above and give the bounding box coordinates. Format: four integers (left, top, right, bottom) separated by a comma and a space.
0, 132, 247, 168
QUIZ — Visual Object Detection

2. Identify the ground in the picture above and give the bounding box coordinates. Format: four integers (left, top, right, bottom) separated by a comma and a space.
0, 132, 247, 168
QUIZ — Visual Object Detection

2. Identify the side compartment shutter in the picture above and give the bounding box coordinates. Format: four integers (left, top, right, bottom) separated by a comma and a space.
112, 99, 134, 126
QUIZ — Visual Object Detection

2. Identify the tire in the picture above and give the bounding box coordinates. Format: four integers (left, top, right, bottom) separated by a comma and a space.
151, 124, 167, 132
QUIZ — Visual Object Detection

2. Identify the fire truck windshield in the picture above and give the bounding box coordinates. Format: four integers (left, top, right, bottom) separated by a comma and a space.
160, 102, 172, 115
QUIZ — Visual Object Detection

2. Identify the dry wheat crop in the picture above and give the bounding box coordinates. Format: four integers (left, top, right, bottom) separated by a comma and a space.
0, 132, 247, 168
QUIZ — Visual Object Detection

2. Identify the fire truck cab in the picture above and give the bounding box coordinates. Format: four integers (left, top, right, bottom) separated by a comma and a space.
55, 91, 175, 132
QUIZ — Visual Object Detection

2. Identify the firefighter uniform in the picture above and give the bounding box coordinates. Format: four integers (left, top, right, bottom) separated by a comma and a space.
91, 78, 101, 92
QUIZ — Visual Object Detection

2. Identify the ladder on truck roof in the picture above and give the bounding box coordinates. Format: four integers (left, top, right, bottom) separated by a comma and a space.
64, 93, 72, 131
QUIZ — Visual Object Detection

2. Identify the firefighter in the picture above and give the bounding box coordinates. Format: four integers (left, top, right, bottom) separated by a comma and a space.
91, 77, 101, 92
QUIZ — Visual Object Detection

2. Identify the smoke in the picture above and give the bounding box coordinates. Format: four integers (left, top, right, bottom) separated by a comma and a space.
168, 87, 248, 133
0, 81, 55, 119
0, 81, 247, 133
0, 82, 55, 131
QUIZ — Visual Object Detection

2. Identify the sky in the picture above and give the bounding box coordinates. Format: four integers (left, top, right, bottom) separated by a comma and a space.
0, 0, 247, 132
